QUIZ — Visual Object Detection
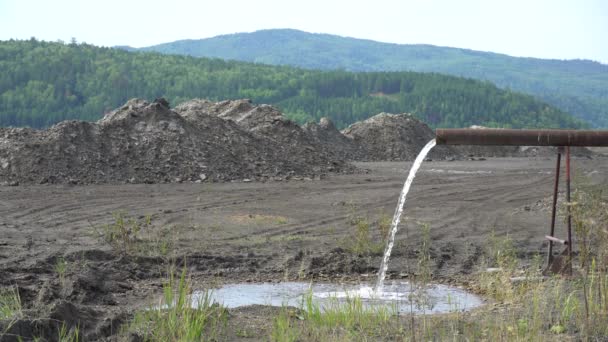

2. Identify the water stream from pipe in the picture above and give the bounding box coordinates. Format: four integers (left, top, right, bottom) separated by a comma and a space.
374, 139, 436, 294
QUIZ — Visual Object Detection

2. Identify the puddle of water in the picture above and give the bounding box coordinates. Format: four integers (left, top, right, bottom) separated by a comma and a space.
194, 281, 483, 314
427, 169, 493, 174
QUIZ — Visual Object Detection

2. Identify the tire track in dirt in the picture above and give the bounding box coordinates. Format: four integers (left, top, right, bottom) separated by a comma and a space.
1, 158, 604, 263
213, 167, 554, 246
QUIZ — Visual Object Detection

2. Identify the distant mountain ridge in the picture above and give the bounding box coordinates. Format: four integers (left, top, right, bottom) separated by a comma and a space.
121, 29, 608, 127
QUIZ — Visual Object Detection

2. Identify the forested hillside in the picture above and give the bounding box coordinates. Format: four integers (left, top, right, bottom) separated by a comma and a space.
0, 39, 585, 129
131, 29, 608, 127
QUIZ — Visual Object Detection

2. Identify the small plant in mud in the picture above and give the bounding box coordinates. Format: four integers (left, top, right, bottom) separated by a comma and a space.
343, 207, 393, 255
410, 222, 434, 311
0, 286, 21, 320
55, 256, 68, 286
297, 256, 308, 280
148, 226, 176, 258
57, 322, 80, 342
377, 211, 392, 242
0, 287, 22, 341
94, 211, 149, 253
344, 215, 387, 255
126, 267, 228, 341
477, 231, 519, 302
275, 216, 289, 225
271, 308, 298, 342
235, 327, 256, 338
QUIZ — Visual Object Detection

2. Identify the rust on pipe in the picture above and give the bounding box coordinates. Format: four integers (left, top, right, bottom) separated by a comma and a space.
435, 128, 608, 146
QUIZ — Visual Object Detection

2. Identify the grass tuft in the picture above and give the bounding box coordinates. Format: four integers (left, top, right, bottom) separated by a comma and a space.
344, 215, 386, 255
125, 266, 227, 341
271, 289, 396, 340
95, 211, 148, 253
271, 307, 298, 342
93, 211, 176, 257
57, 322, 80, 342
0, 286, 22, 320
55, 256, 68, 286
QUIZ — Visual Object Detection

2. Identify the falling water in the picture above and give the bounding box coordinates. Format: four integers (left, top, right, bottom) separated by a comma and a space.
375, 139, 436, 294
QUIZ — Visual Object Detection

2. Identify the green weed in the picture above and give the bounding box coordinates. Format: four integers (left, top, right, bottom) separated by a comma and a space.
0, 286, 22, 339
477, 232, 519, 302
411, 222, 433, 311
344, 216, 385, 255
0, 287, 21, 320
58, 323, 80, 342
126, 267, 227, 341
271, 308, 298, 342
95, 211, 147, 253
377, 211, 392, 242
94, 212, 176, 257
55, 256, 68, 286
270, 290, 396, 340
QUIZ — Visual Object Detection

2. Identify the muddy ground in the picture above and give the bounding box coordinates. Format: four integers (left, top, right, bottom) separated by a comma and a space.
1, 157, 606, 340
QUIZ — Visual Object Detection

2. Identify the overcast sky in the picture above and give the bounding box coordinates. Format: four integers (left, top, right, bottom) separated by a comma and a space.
1, 0, 606, 63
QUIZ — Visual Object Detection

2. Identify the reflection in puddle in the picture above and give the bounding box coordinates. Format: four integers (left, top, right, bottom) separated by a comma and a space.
194, 281, 483, 314
427, 169, 493, 174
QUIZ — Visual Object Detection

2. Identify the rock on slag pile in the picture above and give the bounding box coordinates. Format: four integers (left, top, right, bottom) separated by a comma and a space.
0, 98, 351, 185
303, 117, 369, 161
174, 99, 342, 170
340, 113, 460, 161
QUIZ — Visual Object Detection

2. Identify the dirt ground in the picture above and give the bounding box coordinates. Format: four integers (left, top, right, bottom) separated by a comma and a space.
1, 157, 606, 340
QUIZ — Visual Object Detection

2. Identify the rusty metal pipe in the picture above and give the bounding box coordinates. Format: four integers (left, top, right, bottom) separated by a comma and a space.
436, 129, 608, 146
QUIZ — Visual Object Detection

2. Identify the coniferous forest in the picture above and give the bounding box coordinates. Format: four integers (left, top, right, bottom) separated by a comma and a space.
0, 39, 585, 129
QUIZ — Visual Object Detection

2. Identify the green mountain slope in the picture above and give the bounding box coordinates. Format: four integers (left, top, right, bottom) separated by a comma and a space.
0, 39, 584, 129
130, 29, 608, 127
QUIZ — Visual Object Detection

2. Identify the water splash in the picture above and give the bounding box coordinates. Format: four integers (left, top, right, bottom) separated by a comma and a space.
375, 139, 436, 294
